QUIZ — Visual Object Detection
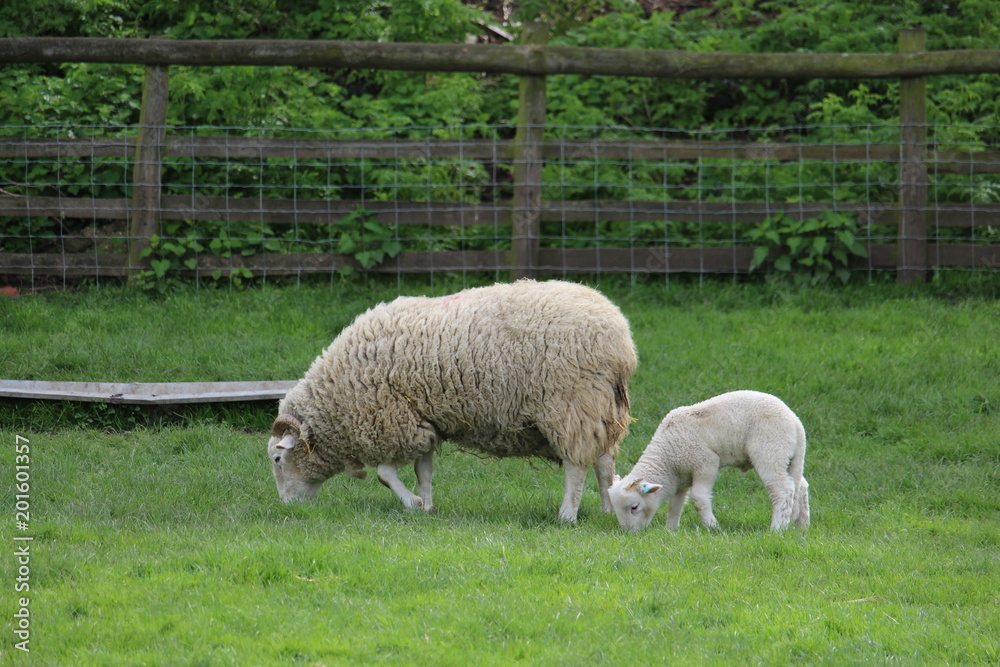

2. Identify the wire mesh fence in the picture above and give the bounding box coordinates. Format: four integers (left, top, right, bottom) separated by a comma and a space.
2, 122, 999, 290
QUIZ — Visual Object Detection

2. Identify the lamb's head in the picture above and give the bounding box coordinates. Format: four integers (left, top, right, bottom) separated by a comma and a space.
608, 477, 664, 532
268, 414, 326, 502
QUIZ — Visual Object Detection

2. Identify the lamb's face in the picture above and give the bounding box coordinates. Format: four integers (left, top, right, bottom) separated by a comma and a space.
268, 433, 324, 502
608, 478, 664, 532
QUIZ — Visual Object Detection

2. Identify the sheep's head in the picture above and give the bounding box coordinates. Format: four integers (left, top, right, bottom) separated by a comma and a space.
268, 414, 325, 502
607, 477, 664, 532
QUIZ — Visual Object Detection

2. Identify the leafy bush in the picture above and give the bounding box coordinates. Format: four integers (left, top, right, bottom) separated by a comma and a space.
748, 208, 871, 285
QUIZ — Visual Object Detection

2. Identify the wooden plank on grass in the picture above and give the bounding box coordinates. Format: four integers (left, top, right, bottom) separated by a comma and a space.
0, 380, 298, 405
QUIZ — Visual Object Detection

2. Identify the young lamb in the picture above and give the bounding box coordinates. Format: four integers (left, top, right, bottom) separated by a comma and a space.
269, 279, 637, 523
608, 390, 810, 532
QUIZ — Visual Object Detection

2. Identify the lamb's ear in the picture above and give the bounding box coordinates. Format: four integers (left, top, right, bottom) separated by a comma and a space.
612, 474, 621, 484
640, 482, 662, 495
276, 434, 297, 451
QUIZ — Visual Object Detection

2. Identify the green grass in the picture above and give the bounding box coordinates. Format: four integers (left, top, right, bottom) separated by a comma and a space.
2, 277, 999, 664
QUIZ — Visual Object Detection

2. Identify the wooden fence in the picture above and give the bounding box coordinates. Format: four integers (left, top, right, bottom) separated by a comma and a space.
2, 27, 1000, 285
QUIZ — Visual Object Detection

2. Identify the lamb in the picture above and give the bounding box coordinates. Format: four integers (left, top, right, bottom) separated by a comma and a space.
268, 279, 637, 523
608, 390, 810, 532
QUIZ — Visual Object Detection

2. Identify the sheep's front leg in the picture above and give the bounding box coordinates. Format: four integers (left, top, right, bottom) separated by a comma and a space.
414, 452, 435, 512
377, 463, 423, 510
558, 461, 589, 523
594, 451, 616, 514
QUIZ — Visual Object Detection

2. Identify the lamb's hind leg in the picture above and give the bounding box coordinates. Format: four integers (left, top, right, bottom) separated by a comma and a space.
559, 461, 589, 523
377, 463, 423, 510
757, 466, 796, 531
792, 477, 810, 529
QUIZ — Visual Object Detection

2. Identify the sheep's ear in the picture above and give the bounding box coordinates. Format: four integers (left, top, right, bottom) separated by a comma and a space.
640, 482, 662, 495
612, 474, 621, 484
276, 434, 297, 451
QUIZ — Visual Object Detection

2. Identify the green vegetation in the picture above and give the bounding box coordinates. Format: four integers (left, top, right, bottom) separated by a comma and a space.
2, 279, 998, 663
4, 1, 1000, 289
748, 209, 870, 285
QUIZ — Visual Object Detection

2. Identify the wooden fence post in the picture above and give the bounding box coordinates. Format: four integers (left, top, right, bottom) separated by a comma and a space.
510, 23, 548, 280
128, 64, 169, 280
898, 27, 928, 284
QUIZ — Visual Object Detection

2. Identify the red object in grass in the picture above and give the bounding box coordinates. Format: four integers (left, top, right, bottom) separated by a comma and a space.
0, 286, 20, 298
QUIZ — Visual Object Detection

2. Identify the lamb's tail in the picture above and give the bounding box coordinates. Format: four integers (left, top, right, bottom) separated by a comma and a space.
789, 421, 810, 529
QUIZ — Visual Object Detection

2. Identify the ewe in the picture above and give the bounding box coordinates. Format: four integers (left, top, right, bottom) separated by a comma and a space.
269, 279, 637, 523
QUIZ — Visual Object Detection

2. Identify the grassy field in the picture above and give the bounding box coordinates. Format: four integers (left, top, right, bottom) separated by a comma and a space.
2, 277, 999, 665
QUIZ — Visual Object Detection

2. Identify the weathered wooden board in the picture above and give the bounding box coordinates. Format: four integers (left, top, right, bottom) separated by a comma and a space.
0, 380, 297, 405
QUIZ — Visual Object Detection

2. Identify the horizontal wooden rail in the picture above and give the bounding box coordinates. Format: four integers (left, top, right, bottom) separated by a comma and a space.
6, 195, 1000, 227
4, 135, 1000, 169
4, 38, 1000, 80
5, 243, 999, 278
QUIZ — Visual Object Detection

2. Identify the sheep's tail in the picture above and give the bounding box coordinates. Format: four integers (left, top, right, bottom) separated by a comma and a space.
605, 377, 632, 453
789, 420, 810, 529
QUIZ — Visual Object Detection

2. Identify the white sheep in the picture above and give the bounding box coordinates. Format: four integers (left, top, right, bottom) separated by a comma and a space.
608, 390, 810, 532
268, 279, 637, 523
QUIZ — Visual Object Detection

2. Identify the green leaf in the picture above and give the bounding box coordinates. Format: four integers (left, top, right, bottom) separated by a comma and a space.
184, 258, 198, 270
774, 255, 792, 272
363, 220, 386, 234
800, 218, 822, 233
749, 246, 769, 272
163, 242, 186, 257
383, 240, 403, 257
150, 259, 171, 279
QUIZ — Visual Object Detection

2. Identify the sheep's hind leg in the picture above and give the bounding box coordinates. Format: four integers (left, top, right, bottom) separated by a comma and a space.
414, 452, 435, 512
377, 463, 423, 510
558, 461, 588, 523
595, 451, 616, 514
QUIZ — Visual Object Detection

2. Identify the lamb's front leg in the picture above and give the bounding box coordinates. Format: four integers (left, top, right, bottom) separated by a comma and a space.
689, 470, 721, 530
377, 463, 423, 510
665, 487, 689, 531
414, 451, 435, 511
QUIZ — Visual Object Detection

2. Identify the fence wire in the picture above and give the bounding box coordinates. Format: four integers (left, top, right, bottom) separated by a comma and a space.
1, 122, 998, 290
